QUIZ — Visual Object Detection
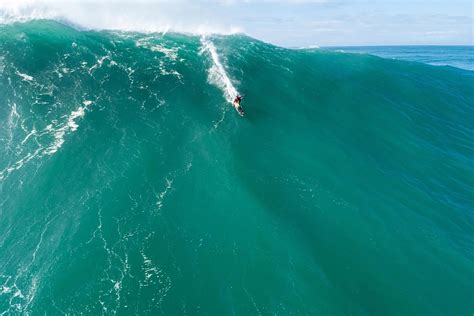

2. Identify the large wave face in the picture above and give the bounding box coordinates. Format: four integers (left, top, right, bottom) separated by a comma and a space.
1, 21, 473, 315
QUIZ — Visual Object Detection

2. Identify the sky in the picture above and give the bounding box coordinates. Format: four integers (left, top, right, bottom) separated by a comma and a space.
0, 0, 473, 46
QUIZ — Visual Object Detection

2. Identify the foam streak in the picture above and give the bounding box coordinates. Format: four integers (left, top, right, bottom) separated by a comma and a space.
200, 37, 238, 103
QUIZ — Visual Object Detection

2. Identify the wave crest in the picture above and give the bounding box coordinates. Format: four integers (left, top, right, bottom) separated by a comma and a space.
0, 1, 244, 35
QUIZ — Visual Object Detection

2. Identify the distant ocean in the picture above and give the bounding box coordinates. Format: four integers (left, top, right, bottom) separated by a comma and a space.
324, 45, 474, 71
1, 20, 473, 315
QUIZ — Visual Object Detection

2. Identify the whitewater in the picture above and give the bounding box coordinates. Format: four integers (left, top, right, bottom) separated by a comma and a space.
0, 17, 473, 316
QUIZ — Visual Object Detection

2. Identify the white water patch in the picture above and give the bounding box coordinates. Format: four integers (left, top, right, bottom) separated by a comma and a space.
20, 128, 36, 146
139, 248, 172, 308
200, 37, 239, 103
156, 177, 173, 211
0, 147, 42, 181
8, 102, 19, 120
136, 38, 179, 61
150, 45, 178, 61
15, 71, 34, 82
88, 56, 110, 75
43, 105, 86, 155
155, 162, 192, 212
136, 39, 183, 79
0, 101, 92, 181
7, 102, 20, 143
158, 60, 182, 79
0, 56, 5, 74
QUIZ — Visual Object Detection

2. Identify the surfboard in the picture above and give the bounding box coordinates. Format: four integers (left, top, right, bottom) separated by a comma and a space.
233, 101, 245, 116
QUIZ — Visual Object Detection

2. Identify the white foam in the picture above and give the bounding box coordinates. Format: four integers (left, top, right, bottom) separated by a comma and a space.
15, 71, 34, 81
0, 56, 5, 74
0, 1, 244, 36
200, 37, 238, 103
158, 60, 182, 79
156, 177, 173, 210
44, 105, 86, 155
150, 45, 178, 61
1, 285, 12, 294
20, 128, 36, 145
0, 147, 42, 181
88, 56, 109, 74
136, 39, 179, 61
8, 102, 19, 125
139, 249, 171, 307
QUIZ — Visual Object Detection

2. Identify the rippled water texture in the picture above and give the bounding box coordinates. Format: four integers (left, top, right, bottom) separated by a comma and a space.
1, 21, 473, 315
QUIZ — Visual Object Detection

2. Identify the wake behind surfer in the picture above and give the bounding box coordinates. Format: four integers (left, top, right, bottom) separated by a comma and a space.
233, 95, 245, 116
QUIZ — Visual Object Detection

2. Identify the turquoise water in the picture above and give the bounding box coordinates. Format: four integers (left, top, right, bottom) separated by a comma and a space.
1, 21, 473, 315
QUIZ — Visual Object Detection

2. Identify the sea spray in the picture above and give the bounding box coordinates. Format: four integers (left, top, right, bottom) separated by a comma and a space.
200, 36, 239, 103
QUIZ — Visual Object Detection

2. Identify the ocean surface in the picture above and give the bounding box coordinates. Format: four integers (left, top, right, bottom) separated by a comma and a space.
324, 46, 474, 71
1, 21, 473, 315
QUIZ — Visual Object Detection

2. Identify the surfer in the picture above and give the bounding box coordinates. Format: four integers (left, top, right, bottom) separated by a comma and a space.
233, 95, 245, 116
234, 95, 242, 104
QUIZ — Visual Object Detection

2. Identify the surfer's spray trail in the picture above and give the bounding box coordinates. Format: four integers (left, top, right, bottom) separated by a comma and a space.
0, 21, 473, 315
200, 36, 238, 103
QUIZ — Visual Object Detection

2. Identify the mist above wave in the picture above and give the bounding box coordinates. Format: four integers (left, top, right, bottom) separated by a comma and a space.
0, 0, 244, 35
